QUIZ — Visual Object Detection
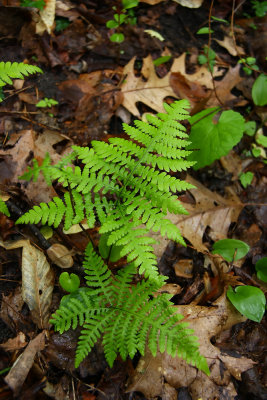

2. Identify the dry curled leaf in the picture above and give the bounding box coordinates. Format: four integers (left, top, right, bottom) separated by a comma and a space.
0, 239, 54, 329
128, 292, 255, 400
47, 243, 74, 268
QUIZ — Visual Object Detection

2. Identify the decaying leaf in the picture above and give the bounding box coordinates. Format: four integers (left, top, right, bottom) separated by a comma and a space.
127, 292, 255, 400
47, 243, 74, 268
152, 176, 243, 256
215, 36, 245, 57
36, 0, 56, 34
121, 53, 223, 116
0, 239, 54, 329
5, 331, 46, 396
0, 332, 27, 352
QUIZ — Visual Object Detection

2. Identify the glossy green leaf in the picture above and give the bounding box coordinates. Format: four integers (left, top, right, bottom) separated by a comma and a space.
197, 27, 214, 34
99, 233, 122, 262
212, 239, 250, 262
59, 272, 80, 293
188, 109, 245, 169
110, 33, 125, 43
122, 0, 139, 9
227, 286, 266, 322
239, 171, 254, 188
255, 257, 267, 282
252, 74, 267, 106
244, 121, 256, 136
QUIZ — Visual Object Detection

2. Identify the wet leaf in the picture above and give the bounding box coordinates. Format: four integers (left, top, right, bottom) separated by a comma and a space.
227, 286, 266, 322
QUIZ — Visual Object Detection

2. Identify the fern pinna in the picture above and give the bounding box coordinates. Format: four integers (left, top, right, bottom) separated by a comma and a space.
16, 99, 209, 373
17, 100, 195, 282
50, 242, 209, 374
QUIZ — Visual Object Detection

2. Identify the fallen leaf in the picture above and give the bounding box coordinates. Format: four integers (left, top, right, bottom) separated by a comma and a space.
36, 0, 56, 34
127, 292, 255, 399
151, 176, 243, 256
215, 36, 245, 57
0, 287, 24, 330
0, 332, 27, 352
121, 54, 223, 116
5, 331, 46, 396
0, 239, 55, 329
47, 243, 74, 269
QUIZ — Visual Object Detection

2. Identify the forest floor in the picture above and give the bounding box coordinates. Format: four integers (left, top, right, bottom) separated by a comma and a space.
0, 0, 266, 399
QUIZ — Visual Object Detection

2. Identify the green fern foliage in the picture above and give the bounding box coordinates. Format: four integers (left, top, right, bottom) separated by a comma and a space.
0, 61, 43, 87
50, 243, 209, 374
17, 100, 195, 282
0, 198, 10, 217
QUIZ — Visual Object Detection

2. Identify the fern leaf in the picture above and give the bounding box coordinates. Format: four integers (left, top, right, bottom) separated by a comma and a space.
0, 198, 10, 217
0, 61, 42, 87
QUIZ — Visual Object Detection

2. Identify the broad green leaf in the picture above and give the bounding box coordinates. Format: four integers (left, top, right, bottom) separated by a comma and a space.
244, 121, 256, 136
212, 239, 250, 262
59, 272, 80, 293
198, 54, 208, 65
255, 257, 267, 282
99, 233, 122, 262
197, 27, 214, 34
252, 74, 267, 106
227, 286, 266, 322
188, 109, 245, 169
122, 0, 139, 9
256, 133, 267, 147
153, 55, 172, 67
106, 19, 119, 28
239, 171, 254, 188
110, 33, 125, 43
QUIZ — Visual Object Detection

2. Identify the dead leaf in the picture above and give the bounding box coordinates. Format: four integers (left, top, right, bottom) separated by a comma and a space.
207, 64, 246, 107
215, 36, 245, 57
127, 292, 255, 399
0, 239, 55, 329
174, 259, 193, 278
121, 55, 178, 116
0, 332, 27, 352
121, 54, 223, 116
36, 0, 56, 34
5, 331, 46, 395
220, 150, 243, 180
0, 287, 24, 330
47, 243, 74, 269
152, 176, 243, 256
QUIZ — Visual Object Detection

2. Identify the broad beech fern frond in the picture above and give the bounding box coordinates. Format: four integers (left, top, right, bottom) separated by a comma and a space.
50, 243, 209, 375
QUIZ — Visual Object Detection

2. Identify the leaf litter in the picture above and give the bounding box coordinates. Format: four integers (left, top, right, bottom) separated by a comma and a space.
0, 1, 266, 399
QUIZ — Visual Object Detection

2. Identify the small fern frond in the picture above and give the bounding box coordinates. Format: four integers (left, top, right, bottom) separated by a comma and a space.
0, 61, 42, 88
0, 198, 10, 217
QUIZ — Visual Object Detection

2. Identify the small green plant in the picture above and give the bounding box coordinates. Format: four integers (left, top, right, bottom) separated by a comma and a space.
20, 0, 45, 10
238, 57, 259, 75
252, 74, 267, 106
212, 239, 266, 322
59, 272, 80, 293
251, 0, 267, 17
255, 258, 267, 283
55, 17, 70, 32
16, 99, 209, 373
0, 198, 10, 217
187, 107, 245, 169
0, 61, 43, 102
36, 97, 58, 108
198, 45, 216, 72
106, 0, 138, 43
239, 171, 254, 188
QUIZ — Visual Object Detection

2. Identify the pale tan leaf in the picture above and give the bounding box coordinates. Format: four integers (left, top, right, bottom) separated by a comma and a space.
215, 36, 245, 57
121, 55, 178, 116
36, 0, 56, 34
128, 292, 255, 400
0, 332, 27, 352
47, 243, 74, 268
0, 239, 54, 329
5, 331, 46, 395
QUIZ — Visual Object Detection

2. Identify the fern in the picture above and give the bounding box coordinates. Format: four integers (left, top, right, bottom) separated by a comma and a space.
50, 243, 209, 374
0, 198, 10, 217
0, 61, 43, 102
17, 99, 209, 374
17, 100, 195, 281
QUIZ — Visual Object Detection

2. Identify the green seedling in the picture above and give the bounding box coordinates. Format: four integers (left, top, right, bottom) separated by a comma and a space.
238, 57, 259, 76
36, 98, 58, 108
198, 46, 216, 72
239, 171, 254, 188
255, 258, 267, 282
244, 121, 256, 136
251, 0, 267, 17
227, 286, 266, 322
59, 272, 80, 293
106, 0, 138, 43
55, 17, 70, 32
212, 239, 250, 263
